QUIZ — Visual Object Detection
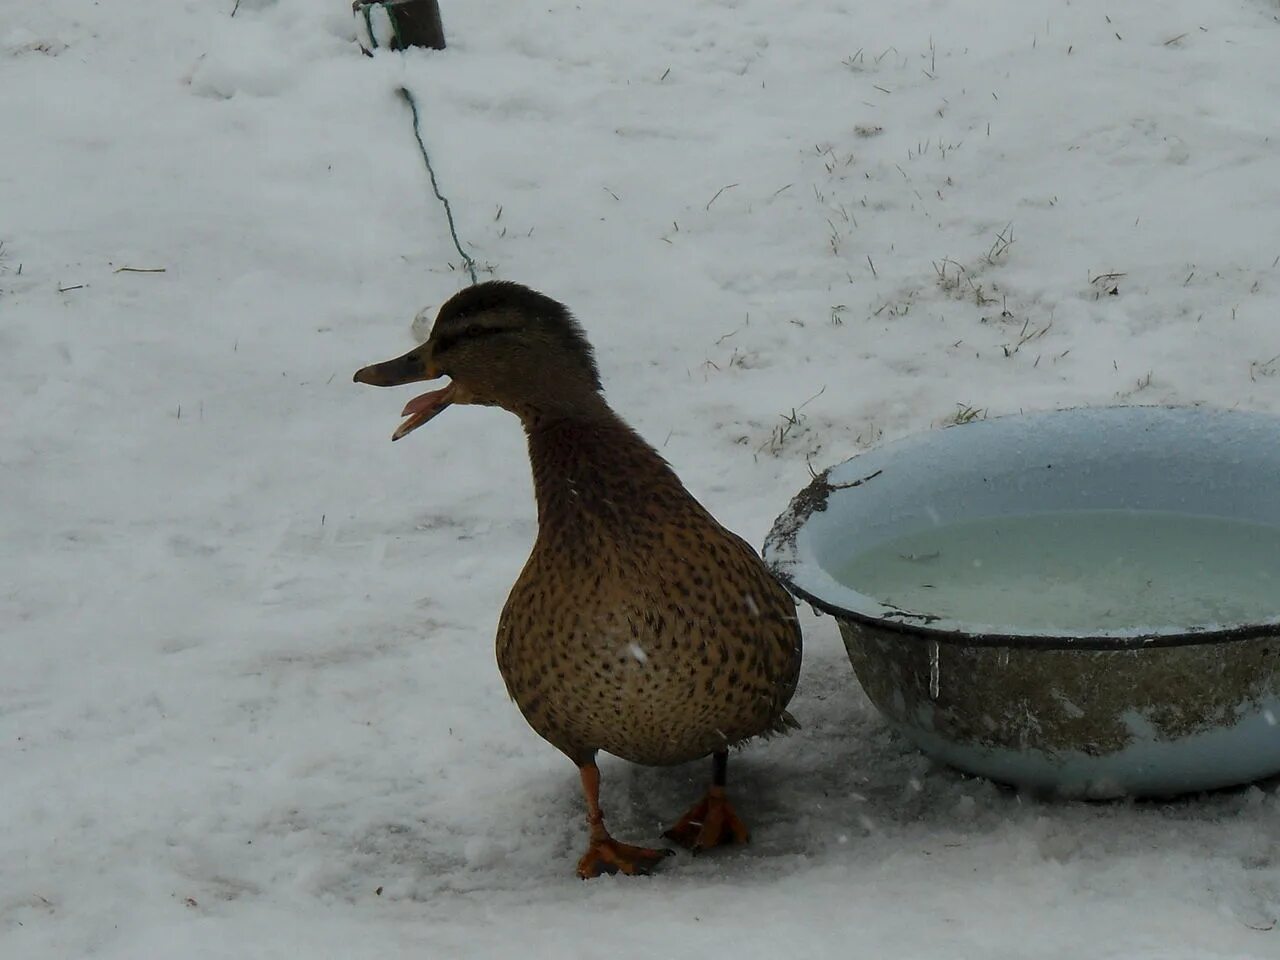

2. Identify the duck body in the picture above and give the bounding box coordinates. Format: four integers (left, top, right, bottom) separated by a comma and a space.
354, 280, 803, 877
499, 412, 801, 768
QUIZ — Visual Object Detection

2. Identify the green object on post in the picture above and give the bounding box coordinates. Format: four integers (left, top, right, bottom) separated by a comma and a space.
354, 0, 445, 52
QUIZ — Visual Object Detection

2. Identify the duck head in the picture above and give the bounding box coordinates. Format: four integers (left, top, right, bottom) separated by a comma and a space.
354, 281, 604, 440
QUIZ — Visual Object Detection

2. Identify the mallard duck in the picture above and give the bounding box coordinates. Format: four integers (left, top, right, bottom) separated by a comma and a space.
354, 281, 802, 878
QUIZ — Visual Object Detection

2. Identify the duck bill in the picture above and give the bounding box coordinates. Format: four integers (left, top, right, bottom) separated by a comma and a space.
353, 344, 456, 441
353, 342, 436, 388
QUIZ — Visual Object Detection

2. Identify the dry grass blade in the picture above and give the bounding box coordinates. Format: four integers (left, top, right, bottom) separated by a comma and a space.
950, 404, 985, 425
705, 183, 739, 210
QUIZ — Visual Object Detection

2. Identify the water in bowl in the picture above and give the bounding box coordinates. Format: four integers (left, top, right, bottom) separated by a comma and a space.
837, 510, 1280, 633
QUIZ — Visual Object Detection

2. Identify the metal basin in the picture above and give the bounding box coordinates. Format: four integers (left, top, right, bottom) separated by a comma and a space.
763, 407, 1280, 797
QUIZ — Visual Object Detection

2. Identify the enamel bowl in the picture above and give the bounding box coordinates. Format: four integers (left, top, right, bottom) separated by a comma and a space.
763, 407, 1280, 798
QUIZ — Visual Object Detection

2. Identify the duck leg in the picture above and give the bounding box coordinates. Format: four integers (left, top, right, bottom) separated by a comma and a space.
575, 761, 673, 879
663, 750, 750, 852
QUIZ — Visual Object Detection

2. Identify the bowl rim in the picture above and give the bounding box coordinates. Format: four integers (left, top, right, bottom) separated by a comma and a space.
764, 404, 1280, 651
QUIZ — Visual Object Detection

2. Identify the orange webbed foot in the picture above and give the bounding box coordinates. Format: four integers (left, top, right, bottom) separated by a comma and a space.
663, 788, 750, 853
576, 838, 674, 879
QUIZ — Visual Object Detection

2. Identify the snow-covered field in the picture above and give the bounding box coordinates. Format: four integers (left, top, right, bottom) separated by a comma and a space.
5, 0, 1280, 955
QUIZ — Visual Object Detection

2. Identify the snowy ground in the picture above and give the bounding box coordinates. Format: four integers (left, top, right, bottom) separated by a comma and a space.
5, 0, 1280, 956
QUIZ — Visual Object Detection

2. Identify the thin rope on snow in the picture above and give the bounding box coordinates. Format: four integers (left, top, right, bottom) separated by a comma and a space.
398, 85, 478, 285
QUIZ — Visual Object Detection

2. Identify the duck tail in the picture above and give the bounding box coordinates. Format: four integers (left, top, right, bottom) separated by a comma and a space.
762, 710, 801, 738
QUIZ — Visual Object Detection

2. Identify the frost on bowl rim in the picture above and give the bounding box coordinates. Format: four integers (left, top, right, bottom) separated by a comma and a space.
762, 406, 1280, 797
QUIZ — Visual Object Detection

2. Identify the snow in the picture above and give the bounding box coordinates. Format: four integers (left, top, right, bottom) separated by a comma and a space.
4, 0, 1280, 956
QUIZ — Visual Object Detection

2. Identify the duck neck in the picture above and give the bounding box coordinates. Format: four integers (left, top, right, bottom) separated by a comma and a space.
522, 402, 680, 537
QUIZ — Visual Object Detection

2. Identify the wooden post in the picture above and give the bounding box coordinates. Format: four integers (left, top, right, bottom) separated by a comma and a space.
354, 0, 445, 53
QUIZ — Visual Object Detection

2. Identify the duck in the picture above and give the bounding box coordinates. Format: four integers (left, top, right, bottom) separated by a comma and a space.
354, 281, 802, 878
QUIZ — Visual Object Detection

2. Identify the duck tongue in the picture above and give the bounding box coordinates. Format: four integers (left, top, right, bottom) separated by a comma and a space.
392, 381, 457, 441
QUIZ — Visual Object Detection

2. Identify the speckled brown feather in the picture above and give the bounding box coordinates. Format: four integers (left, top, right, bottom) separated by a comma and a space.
497, 411, 802, 768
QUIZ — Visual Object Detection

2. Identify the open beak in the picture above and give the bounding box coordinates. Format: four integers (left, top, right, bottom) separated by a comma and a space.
353, 344, 457, 441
